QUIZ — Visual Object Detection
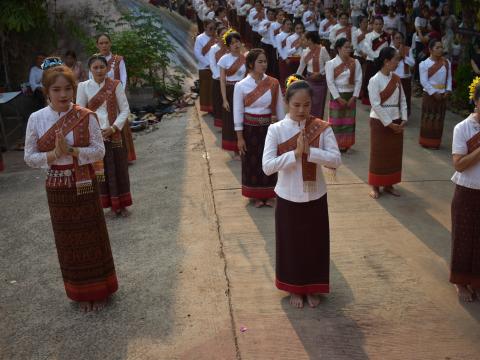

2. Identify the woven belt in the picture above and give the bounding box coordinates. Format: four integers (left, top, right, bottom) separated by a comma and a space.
46, 167, 75, 188
244, 113, 272, 126
381, 104, 399, 108
226, 80, 238, 85
432, 84, 446, 90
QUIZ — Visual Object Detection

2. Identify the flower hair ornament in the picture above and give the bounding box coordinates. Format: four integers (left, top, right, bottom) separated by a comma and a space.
222, 28, 236, 45
285, 74, 300, 89
469, 76, 480, 101
41, 57, 64, 71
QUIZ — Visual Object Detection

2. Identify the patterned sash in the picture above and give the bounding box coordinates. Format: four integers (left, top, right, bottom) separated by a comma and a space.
357, 31, 367, 44
336, 26, 352, 41
324, 18, 337, 31
277, 117, 330, 191
37, 105, 96, 195
273, 26, 281, 36
225, 55, 246, 77
333, 58, 356, 85
215, 46, 229, 62
254, 11, 265, 21
304, 46, 321, 73
467, 131, 480, 154
427, 58, 449, 81
202, 36, 217, 56
107, 55, 123, 81
243, 76, 279, 116
292, 35, 302, 49
380, 73, 401, 104
372, 32, 389, 51
281, 37, 287, 48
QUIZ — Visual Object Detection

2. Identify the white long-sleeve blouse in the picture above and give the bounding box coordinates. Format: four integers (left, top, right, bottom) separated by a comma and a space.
275, 32, 291, 60
24, 105, 105, 169
419, 57, 452, 95
325, 55, 362, 99
76, 79, 130, 131
368, 71, 408, 126
296, 46, 331, 76
285, 33, 303, 57
233, 74, 285, 131
262, 114, 341, 203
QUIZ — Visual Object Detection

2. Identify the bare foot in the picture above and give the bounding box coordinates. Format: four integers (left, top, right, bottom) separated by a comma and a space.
369, 186, 380, 199
455, 284, 474, 302
289, 293, 304, 308
120, 208, 130, 217
92, 299, 107, 311
306, 294, 321, 308
79, 301, 93, 312
384, 186, 400, 197
264, 198, 275, 207
232, 153, 241, 161
253, 199, 264, 208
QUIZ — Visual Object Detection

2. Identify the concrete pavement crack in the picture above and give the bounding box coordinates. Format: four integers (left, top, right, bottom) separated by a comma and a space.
193, 108, 242, 360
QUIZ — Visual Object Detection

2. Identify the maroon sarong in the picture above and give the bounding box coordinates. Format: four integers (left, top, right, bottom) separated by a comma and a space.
222, 83, 238, 151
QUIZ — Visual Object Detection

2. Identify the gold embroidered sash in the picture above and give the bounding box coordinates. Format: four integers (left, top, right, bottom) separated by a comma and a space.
107, 55, 123, 82
380, 73, 401, 104
333, 58, 356, 85
467, 131, 480, 154
243, 76, 279, 116
225, 55, 246, 77
372, 32, 389, 51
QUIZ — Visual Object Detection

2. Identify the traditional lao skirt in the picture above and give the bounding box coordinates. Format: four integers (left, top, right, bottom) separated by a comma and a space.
100, 133, 133, 212
328, 92, 356, 150
419, 92, 447, 149
222, 82, 239, 151
123, 123, 137, 162
241, 113, 277, 199
450, 185, 480, 288
362, 60, 375, 105
401, 77, 412, 117
199, 69, 213, 113
275, 194, 330, 294
212, 78, 223, 128
307, 73, 328, 119
46, 165, 118, 302
0, 152, 4, 172
368, 118, 403, 186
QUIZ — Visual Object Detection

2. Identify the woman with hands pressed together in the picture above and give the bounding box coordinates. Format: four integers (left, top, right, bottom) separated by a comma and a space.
77, 54, 132, 217
367, 47, 408, 200
24, 58, 118, 313
262, 75, 341, 309
233, 49, 284, 208
218, 30, 247, 157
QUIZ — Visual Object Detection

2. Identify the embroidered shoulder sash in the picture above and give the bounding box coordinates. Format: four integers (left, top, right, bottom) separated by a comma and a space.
333, 58, 356, 85
336, 26, 352, 41
215, 46, 229, 63
427, 58, 448, 78
202, 36, 216, 56
225, 55, 246, 77
107, 55, 123, 82
467, 131, 480, 154
304, 46, 321, 73
243, 76, 279, 116
372, 32, 389, 51
379, 73, 401, 104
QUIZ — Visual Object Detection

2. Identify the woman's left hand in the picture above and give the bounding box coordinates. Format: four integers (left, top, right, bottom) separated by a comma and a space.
347, 96, 356, 108
55, 131, 69, 155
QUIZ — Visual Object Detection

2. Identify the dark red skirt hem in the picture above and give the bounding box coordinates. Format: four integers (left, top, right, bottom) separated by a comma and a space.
368, 171, 401, 186
214, 118, 223, 128
65, 273, 118, 302
276, 278, 330, 295
242, 186, 275, 199
450, 272, 480, 288
200, 105, 214, 113
101, 192, 133, 211
419, 137, 441, 149
222, 140, 238, 152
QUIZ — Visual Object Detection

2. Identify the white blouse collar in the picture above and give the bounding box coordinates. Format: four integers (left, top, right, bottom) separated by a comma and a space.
48, 103, 73, 118
284, 113, 306, 127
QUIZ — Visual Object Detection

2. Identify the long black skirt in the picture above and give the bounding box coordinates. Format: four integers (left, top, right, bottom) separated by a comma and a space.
450, 185, 480, 288
275, 194, 330, 294
222, 83, 238, 152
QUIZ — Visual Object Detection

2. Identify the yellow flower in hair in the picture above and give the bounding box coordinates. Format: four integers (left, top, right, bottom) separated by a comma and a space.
222, 28, 236, 45
286, 75, 299, 88
469, 76, 480, 101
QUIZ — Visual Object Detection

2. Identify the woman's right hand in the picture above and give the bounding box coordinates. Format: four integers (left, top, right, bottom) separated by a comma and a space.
223, 100, 230, 112
237, 137, 247, 155
336, 97, 348, 107
295, 129, 305, 159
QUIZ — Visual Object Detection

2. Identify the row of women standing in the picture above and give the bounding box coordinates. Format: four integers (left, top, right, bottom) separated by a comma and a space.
23, 34, 134, 312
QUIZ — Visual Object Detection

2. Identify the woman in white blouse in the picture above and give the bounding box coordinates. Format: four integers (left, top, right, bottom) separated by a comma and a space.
391, 31, 414, 116
24, 59, 118, 313
449, 84, 480, 302
419, 39, 452, 149
77, 55, 132, 217
325, 38, 362, 152
367, 47, 407, 199
276, 18, 293, 90
218, 31, 247, 157
285, 22, 305, 78
209, 26, 229, 128
296, 31, 330, 118
234, 49, 285, 207
262, 77, 341, 309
